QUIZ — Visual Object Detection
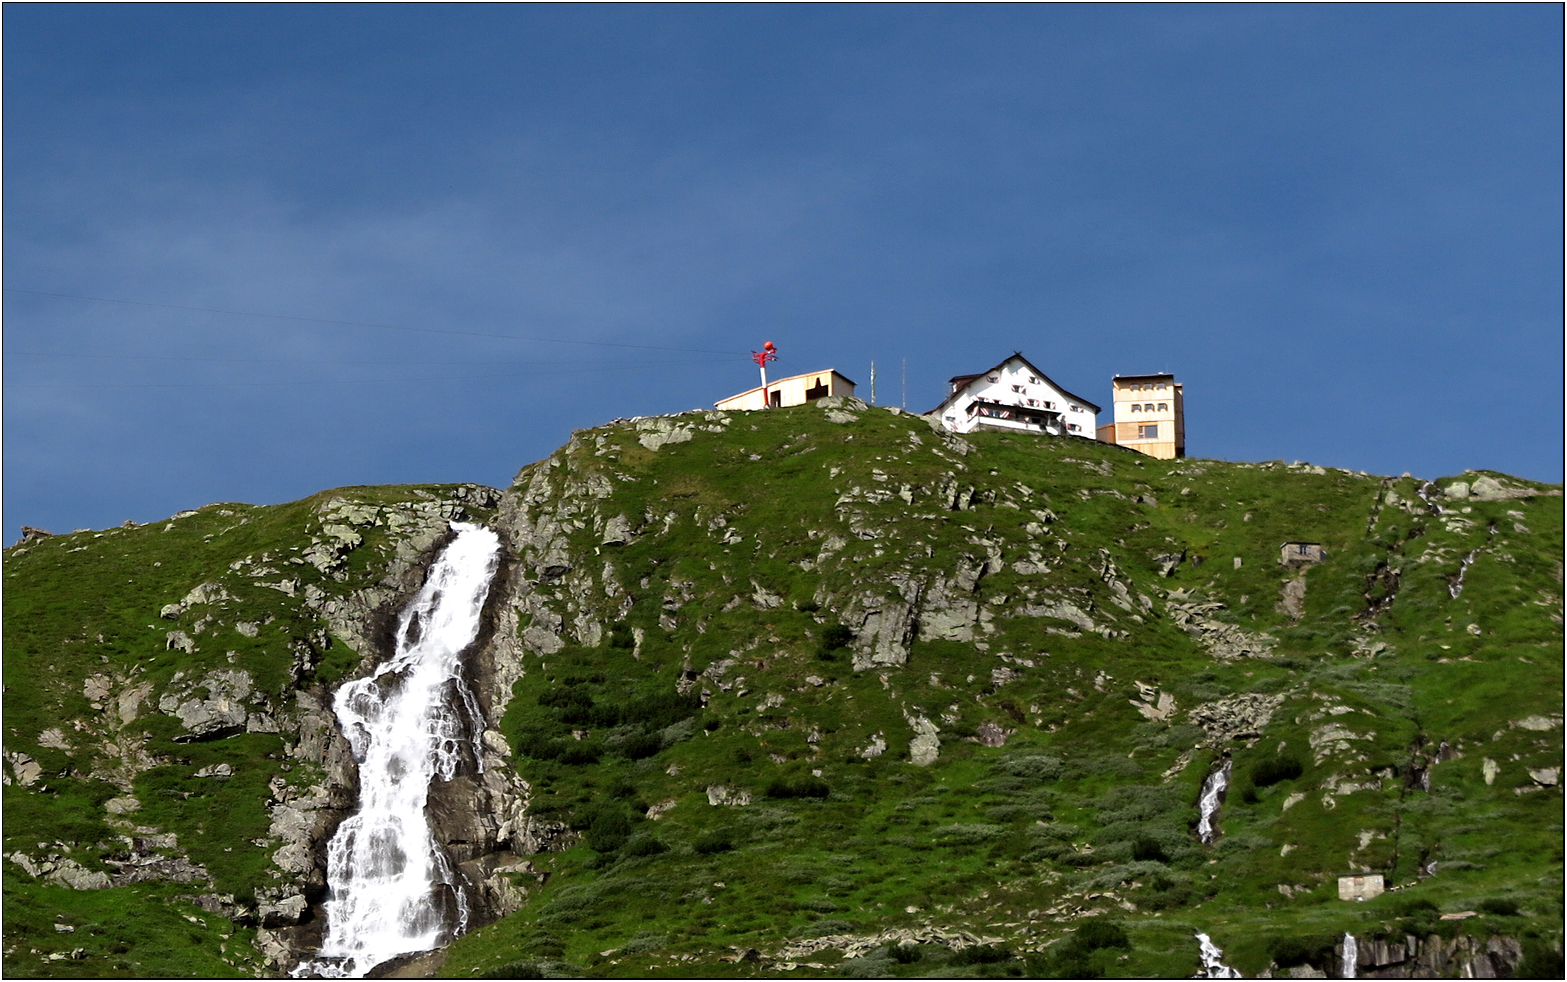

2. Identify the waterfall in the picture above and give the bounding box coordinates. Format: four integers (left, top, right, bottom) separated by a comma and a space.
1195, 932, 1242, 978
1196, 758, 1231, 844
1449, 550, 1477, 598
300, 523, 502, 979
1341, 932, 1358, 978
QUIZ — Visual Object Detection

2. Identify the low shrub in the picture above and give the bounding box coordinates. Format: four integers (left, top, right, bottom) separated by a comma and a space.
1478, 897, 1520, 916
693, 830, 735, 855
1251, 753, 1305, 787
1268, 933, 1338, 968
558, 742, 602, 766
622, 834, 668, 857
888, 943, 922, 964
1130, 836, 1168, 863
616, 732, 662, 760
765, 777, 831, 799
951, 943, 1013, 965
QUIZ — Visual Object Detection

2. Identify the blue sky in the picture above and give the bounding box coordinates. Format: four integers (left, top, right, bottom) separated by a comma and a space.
5, 5, 1560, 537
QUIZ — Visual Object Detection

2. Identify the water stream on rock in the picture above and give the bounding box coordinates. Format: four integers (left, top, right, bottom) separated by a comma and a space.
1195, 932, 1242, 978
1341, 932, 1359, 978
299, 523, 501, 979
1196, 758, 1231, 844
1449, 550, 1477, 598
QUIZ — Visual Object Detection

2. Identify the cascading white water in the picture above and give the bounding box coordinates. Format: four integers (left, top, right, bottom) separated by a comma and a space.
1341, 932, 1359, 978
1196, 758, 1231, 844
1449, 550, 1477, 598
1195, 932, 1242, 978
300, 522, 501, 979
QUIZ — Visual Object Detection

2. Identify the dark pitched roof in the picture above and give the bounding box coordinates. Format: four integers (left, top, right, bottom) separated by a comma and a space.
925, 353, 1102, 416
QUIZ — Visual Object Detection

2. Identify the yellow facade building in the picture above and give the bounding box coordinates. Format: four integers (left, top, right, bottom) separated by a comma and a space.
1097, 373, 1184, 459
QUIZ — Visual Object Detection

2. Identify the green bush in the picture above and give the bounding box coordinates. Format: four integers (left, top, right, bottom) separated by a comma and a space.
1130, 836, 1168, 863
584, 808, 632, 853
1250, 753, 1304, 787
951, 943, 1013, 965
1478, 897, 1520, 916
622, 833, 668, 857
1268, 933, 1338, 968
999, 754, 1064, 780
765, 777, 830, 799
1029, 917, 1131, 978
616, 732, 662, 760
693, 830, 735, 855
558, 742, 602, 766
888, 943, 922, 964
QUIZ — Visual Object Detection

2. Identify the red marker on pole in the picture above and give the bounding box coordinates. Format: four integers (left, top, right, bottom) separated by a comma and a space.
752, 341, 778, 408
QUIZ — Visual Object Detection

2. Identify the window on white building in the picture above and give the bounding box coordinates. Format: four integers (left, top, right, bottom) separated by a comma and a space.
1028, 375, 1039, 384
1158, 403, 1167, 411
1011, 384, 1023, 393
1070, 404, 1080, 412
1138, 424, 1159, 439
1143, 403, 1154, 411
1130, 404, 1140, 412
1156, 382, 1166, 390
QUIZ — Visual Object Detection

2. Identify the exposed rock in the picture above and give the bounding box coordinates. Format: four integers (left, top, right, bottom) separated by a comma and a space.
1188, 693, 1285, 745
706, 785, 752, 807
7, 852, 113, 890
5, 751, 42, 786
847, 577, 923, 670
258, 894, 309, 928
973, 722, 1009, 747
907, 714, 941, 766
1131, 682, 1178, 722
636, 416, 697, 451
1168, 599, 1276, 660
601, 513, 638, 546
157, 669, 254, 739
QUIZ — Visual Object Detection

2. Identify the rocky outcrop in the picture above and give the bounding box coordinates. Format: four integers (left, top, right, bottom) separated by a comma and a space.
1168, 597, 1276, 660
1258, 932, 1528, 979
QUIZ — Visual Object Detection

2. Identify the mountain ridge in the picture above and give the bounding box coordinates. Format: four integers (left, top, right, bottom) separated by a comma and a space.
4, 397, 1561, 978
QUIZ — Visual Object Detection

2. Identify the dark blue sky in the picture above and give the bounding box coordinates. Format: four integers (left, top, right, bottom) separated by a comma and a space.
5, 5, 1560, 536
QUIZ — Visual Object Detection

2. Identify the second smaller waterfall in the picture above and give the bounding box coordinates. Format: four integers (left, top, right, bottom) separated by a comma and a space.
1196, 758, 1231, 844
1341, 933, 1359, 979
1195, 932, 1242, 978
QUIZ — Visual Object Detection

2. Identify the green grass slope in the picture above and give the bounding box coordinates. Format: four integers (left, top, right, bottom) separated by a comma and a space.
3, 401, 1560, 979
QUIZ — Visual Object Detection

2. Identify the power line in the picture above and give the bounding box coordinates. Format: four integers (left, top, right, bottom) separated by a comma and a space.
6, 362, 699, 390
9, 350, 730, 368
4, 288, 745, 356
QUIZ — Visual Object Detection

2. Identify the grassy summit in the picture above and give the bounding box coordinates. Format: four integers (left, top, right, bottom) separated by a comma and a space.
3, 399, 1561, 978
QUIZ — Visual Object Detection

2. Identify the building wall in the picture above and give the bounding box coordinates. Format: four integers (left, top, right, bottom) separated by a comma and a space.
934, 357, 1097, 438
715, 370, 855, 411
1109, 374, 1183, 459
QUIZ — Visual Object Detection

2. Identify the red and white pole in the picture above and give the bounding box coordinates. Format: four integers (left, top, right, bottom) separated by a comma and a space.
752, 341, 778, 408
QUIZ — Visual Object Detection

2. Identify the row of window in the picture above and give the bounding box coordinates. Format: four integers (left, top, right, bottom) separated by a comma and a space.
1129, 403, 1168, 412
1124, 381, 1169, 392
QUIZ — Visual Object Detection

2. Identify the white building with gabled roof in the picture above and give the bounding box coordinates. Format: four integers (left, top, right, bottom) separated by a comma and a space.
924, 353, 1100, 438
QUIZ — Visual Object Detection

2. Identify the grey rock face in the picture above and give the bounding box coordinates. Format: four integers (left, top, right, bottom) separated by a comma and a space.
1189, 693, 1286, 745
157, 669, 254, 739
1168, 599, 1276, 660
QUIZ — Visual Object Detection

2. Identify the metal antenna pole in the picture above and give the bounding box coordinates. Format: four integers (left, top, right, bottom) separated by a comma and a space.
902, 357, 906, 409
870, 361, 877, 406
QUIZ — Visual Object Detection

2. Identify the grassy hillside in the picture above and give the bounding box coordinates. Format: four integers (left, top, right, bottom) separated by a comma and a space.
3, 400, 1561, 978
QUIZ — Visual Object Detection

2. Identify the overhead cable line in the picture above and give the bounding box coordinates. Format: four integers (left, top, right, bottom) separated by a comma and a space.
10, 350, 732, 368
4, 289, 746, 356
6, 362, 713, 390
